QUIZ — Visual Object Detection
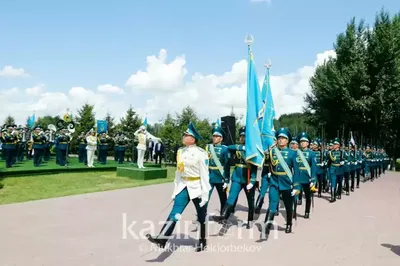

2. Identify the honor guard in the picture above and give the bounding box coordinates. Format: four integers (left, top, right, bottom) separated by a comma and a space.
98, 133, 109, 164
364, 144, 375, 181
342, 143, 351, 195
348, 142, 357, 191
78, 132, 87, 164
2, 125, 17, 168
114, 133, 120, 162
296, 132, 317, 218
355, 144, 363, 187
117, 133, 128, 164
326, 138, 344, 202
146, 122, 211, 252
56, 129, 70, 166
261, 127, 300, 239
312, 139, 326, 197
214, 126, 259, 230
205, 122, 231, 214
32, 125, 46, 167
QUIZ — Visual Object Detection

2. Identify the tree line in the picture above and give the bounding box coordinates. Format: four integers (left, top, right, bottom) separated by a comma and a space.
304, 8, 400, 157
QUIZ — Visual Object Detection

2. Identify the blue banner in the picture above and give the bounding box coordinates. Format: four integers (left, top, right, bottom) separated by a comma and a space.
97, 120, 108, 133
261, 67, 276, 150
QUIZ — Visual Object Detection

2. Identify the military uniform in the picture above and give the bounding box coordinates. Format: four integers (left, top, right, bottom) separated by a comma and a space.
313, 139, 326, 197
348, 144, 357, 191
78, 133, 87, 164
2, 125, 17, 168
98, 134, 109, 164
114, 133, 120, 162
117, 134, 128, 164
56, 130, 70, 166
326, 137, 344, 202
32, 126, 46, 167
355, 146, 363, 187
146, 122, 211, 252
205, 123, 231, 214
261, 128, 300, 239
342, 145, 351, 195
364, 145, 375, 181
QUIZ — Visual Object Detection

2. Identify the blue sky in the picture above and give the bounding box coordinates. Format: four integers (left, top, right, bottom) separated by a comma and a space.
0, 0, 399, 123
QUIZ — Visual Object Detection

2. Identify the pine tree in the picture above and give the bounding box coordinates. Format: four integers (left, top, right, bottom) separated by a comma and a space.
75, 103, 96, 135
119, 105, 142, 140
3, 115, 15, 126
104, 112, 116, 136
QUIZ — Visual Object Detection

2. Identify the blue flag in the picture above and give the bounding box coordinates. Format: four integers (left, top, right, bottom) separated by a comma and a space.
261, 67, 276, 150
143, 116, 148, 127
27, 113, 35, 129
245, 45, 265, 167
97, 120, 108, 133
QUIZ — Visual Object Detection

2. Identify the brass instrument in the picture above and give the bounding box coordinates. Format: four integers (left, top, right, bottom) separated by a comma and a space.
22, 130, 26, 142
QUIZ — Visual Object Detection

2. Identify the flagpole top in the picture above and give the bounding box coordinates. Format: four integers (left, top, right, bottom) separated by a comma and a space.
244, 34, 254, 46
264, 59, 272, 69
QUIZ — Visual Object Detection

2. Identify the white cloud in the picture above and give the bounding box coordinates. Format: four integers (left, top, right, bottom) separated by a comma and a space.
0, 65, 29, 77
0, 48, 336, 127
97, 84, 124, 94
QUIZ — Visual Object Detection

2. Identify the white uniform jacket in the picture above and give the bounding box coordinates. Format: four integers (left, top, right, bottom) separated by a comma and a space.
172, 145, 211, 202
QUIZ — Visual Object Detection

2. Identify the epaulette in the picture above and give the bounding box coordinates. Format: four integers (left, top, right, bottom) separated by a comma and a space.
196, 146, 208, 155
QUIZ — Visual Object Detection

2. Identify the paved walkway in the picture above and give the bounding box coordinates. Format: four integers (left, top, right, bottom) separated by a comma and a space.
1, 171, 399, 266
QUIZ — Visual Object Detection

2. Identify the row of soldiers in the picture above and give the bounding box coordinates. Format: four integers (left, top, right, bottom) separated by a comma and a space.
76, 131, 130, 165
145, 122, 390, 252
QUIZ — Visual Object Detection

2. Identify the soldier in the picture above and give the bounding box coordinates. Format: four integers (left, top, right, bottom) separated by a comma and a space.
56, 129, 70, 166
86, 129, 97, 167
296, 132, 317, 218
342, 143, 351, 195
98, 133, 109, 164
43, 129, 51, 161
355, 144, 363, 187
349, 143, 357, 192
78, 132, 87, 164
205, 122, 231, 215
11, 125, 18, 164
260, 127, 300, 239
213, 126, 259, 230
2, 125, 17, 168
114, 132, 120, 162
117, 133, 128, 164
312, 139, 325, 197
326, 137, 345, 202
364, 144, 375, 181
146, 122, 211, 252
32, 126, 46, 167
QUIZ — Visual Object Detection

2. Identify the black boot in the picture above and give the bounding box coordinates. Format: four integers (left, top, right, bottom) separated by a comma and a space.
255, 196, 264, 214
195, 223, 207, 252
246, 208, 254, 229
329, 190, 336, 203
213, 204, 233, 223
304, 212, 310, 219
260, 210, 274, 240
146, 219, 176, 248
285, 224, 292, 233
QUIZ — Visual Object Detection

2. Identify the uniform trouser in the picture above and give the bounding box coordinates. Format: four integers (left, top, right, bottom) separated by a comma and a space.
350, 170, 356, 190
155, 151, 162, 164
256, 176, 268, 210
4, 149, 14, 167
356, 168, 361, 186
17, 145, 24, 161
317, 173, 325, 194
301, 183, 312, 213
12, 147, 17, 164
78, 147, 87, 163
43, 147, 50, 161
382, 163, 386, 174
336, 175, 344, 197
114, 147, 119, 161
165, 188, 207, 240
207, 183, 227, 214
226, 181, 255, 222
33, 148, 44, 166
99, 149, 107, 164
87, 150, 95, 167
118, 149, 126, 164
344, 171, 350, 193
369, 166, 375, 180
266, 187, 293, 225
57, 148, 67, 166
379, 164, 382, 176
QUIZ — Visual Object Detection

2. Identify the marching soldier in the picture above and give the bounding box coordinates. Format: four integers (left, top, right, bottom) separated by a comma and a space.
342, 143, 351, 195
213, 126, 259, 230
2, 125, 17, 168
364, 144, 375, 181
98, 133, 109, 164
205, 122, 231, 214
32, 126, 46, 167
326, 137, 344, 202
312, 139, 326, 197
146, 122, 211, 252
355, 144, 363, 187
56, 129, 70, 166
260, 128, 300, 239
78, 132, 87, 164
349, 143, 357, 191
296, 132, 317, 218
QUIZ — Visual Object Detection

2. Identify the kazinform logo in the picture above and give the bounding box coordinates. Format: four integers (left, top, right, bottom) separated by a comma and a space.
121, 213, 279, 240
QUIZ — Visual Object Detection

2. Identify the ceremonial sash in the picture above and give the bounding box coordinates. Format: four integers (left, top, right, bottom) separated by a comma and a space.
208, 144, 225, 179
297, 149, 311, 177
273, 147, 293, 182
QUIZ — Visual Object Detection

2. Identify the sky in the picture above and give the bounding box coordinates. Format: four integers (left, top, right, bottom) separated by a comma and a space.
0, 0, 399, 125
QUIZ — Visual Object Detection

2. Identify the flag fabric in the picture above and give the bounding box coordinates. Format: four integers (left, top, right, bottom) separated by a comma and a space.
27, 113, 35, 129
245, 45, 265, 167
143, 116, 148, 127
260, 67, 276, 150
350, 131, 355, 146
97, 120, 108, 133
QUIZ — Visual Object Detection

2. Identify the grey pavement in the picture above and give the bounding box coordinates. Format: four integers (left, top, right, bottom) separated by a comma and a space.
0, 172, 399, 266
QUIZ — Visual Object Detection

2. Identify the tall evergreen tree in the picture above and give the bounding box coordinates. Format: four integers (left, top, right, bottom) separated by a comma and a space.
104, 112, 116, 136
75, 103, 96, 134
3, 115, 15, 126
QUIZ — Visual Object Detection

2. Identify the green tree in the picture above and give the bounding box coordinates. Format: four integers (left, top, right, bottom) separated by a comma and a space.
3, 115, 15, 126
75, 103, 96, 134
119, 106, 142, 161
35, 115, 60, 130
104, 112, 116, 136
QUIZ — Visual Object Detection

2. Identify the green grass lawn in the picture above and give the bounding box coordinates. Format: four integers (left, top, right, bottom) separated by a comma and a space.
0, 164, 176, 205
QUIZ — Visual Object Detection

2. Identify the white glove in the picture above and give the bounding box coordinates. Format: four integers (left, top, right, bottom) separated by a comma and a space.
242, 146, 245, 151
199, 197, 208, 208
246, 183, 254, 190
355, 162, 358, 165
347, 162, 351, 165
267, 173, 271, 178
222, 183, 228, 190
310, 182, 314, 188
340, 161, 344, 165
291, 189, 298, 196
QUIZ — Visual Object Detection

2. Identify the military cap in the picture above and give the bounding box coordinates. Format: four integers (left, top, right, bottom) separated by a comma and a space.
184, 121, 203, 140
298, 132, 310, 142
333, 137, 340, 145
7, 124, 13, 129
276, 127, 291, 140
34, 125, 41, 130
239, 126, 245, 136
212, 123, 223, 137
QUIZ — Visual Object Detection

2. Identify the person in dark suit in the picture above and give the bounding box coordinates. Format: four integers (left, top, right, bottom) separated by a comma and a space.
147, 139, 154, 161
154, 141, 164, 164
